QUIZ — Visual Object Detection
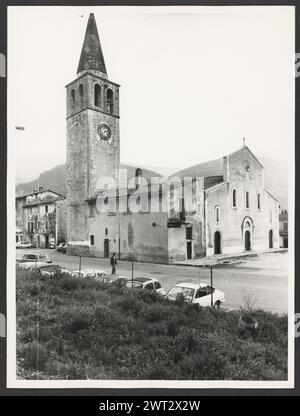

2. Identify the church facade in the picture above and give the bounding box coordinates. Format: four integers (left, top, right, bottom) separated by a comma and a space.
66, 14, 280, 264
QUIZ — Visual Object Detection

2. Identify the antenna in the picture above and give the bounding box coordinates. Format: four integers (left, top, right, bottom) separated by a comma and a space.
243, 137, 246, 147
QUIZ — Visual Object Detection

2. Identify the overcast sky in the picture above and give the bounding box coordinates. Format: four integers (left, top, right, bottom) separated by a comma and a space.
8, 6, 294, 183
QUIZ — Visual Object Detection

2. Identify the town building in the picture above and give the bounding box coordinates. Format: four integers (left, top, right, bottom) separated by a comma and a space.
65, 13, 280, 263
279, 209, 288, 248
16, 188, 66, 247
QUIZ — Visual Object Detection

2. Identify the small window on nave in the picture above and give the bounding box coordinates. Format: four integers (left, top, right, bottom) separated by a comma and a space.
232, 188, 237, 208
245, 191, 250, 209
257, 193, 261, 210
215, 206, 220, 223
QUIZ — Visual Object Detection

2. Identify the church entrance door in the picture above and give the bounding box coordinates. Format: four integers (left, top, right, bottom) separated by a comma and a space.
245, 230, 251, 251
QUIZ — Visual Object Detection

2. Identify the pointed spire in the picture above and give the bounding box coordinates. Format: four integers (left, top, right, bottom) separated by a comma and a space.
77, 13, 107, 76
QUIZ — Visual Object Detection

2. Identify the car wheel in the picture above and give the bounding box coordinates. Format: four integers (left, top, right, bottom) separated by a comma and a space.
214, 301, 221, 309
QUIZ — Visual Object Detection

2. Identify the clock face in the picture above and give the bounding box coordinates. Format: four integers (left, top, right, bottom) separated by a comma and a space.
97, 123, 112, 141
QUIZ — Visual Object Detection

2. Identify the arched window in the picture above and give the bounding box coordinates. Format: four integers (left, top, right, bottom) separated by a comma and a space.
107, 88, 114, 114
215, 206, 220, 223
245, 190, 249, 209
94, 84, 101, 107
257, 193, 261, 210
232, 188, 237, 208
71, 89, 75, 107
78, 84, 83, 106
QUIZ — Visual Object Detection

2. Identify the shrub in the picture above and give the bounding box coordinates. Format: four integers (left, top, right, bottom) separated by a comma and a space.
60, 278, 79, 291
117, 294, 144, 314
146, 364, 171, 380
18, 342, 48, 372
69, 317, 91, 333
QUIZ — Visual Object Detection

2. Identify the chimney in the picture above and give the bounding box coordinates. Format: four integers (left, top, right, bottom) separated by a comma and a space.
39, 186, 44, 192
135, 168, 142, 189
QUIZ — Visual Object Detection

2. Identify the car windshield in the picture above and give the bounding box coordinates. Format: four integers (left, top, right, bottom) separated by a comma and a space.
168, 286, 195, 300
126, 281, 143, 288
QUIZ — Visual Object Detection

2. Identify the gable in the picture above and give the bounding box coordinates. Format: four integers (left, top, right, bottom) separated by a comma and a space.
227, 146, 264, 184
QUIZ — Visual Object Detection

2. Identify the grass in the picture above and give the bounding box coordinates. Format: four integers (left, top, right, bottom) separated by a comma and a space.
16, 268, 288, 380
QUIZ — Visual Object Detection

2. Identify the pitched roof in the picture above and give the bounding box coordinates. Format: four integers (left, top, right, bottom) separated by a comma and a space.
77, 13, 107, 76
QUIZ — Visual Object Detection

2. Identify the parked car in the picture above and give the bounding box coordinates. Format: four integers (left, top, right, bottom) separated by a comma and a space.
17, 261, 50, 270
17, 253, 52, 264
36, 263, 71, 277
71, 269, 107, 279
97, 274, 128, 286
166, 282, 225, 308
16, 241, 34, 249
49, 241, 56, 249
126, 277, 166, 295
56, 243, 67, 253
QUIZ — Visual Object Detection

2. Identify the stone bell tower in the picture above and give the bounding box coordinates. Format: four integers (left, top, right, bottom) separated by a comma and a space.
66, 13, 120, 243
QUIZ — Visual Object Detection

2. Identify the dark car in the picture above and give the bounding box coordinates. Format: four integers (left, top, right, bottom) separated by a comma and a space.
56, 243, 67, 253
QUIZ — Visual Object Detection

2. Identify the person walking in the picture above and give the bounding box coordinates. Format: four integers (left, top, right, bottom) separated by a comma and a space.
110, 252, 117, 275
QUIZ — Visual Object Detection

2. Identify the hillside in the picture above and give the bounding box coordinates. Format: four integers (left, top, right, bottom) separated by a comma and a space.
16, 156, 288, 209
16, 163, 161, 197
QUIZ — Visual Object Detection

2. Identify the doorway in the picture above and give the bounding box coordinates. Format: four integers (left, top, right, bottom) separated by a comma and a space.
214, 231, 221, 255
104, 239, 110, 258
269, 230, 273, 249
245, 230, 251, 251
187, 241, 192, 260
45, 235, 49, 248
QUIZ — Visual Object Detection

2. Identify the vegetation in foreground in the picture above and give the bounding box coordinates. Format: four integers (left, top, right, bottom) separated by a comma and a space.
16, 269, 288, 380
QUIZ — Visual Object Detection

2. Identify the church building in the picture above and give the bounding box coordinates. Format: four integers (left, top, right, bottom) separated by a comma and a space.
66, 13, 280, 264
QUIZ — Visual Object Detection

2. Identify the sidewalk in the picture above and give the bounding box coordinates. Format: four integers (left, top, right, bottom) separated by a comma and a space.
171, 248, 287, 267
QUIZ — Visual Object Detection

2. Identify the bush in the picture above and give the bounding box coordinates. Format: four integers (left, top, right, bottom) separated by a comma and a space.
60, 278, 79, 291
16, 268, 288, 381
69, 317, 91, 333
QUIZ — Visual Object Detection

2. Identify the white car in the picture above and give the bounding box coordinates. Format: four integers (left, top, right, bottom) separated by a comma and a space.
37, 264, 71, 277
71, 269, 107, 279
21, 253, 52, 264
126, 277, 166, 296
17, 261, 50, 270
166, 282, 225, 308
16, 241, 34, 249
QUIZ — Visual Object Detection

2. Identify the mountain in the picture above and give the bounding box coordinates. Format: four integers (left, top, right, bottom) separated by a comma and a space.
15, 156, 288, 210
15, 163, 161, 197
173, 156, 288, 210
16, 164, 67, 197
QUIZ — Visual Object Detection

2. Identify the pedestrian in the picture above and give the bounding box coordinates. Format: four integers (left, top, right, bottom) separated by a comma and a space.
110, 252, 117, 275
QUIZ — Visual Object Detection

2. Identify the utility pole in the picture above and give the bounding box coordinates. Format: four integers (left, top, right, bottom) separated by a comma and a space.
210, 265, 213, 307
79, 255, 82, 276
131, 260, 134, 286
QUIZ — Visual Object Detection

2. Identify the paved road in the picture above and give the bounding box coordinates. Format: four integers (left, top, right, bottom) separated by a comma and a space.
17, 249, 289, 314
